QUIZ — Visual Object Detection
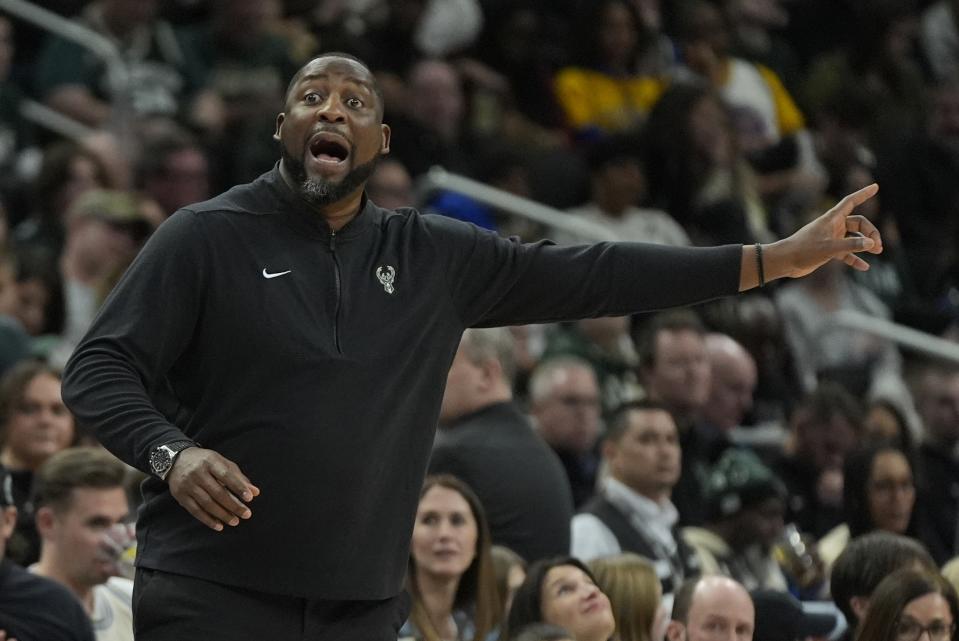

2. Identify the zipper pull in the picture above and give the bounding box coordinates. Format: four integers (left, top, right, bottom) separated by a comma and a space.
329, 229, 336, 251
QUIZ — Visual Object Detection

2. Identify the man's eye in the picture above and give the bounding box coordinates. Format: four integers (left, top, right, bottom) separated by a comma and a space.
305, 93, 321, 104
347, 97, 363, 108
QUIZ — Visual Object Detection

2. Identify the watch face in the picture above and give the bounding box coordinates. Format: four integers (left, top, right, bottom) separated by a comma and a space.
150, 448, 172, 475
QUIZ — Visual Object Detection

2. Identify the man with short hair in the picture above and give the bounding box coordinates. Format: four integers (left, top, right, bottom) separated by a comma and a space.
430, 328, 574, 562
529, 357, 604, 507
572, 401, 699, 595
637, 310, 724, 525
830, 531, 937, 641
915, 366, 959, 562
0, 461, 95, 641
32, 447, 134, 641
667, 575, 755, 641
702, 333, 757, 431
60, 51, 884, 638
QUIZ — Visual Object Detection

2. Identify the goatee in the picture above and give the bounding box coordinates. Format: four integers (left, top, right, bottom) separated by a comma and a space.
281, 145, 380, 206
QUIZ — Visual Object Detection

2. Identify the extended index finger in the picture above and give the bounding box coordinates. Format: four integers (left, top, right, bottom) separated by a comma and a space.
835, 183, 879, 213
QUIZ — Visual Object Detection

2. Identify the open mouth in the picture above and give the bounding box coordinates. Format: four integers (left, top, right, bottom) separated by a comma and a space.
309, 133, 351, 164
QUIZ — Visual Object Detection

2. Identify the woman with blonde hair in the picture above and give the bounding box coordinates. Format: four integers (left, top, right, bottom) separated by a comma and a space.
588, 554, 666, 641
401, 474, 502, 641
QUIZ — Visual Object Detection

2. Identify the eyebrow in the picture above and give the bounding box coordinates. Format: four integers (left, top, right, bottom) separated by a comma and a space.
297, 73, 374, 93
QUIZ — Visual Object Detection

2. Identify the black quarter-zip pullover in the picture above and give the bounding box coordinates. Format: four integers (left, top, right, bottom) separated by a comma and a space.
62, 166, 742, 599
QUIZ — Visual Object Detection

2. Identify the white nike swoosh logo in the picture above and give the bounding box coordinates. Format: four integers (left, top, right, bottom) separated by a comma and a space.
262, 268, 292, 279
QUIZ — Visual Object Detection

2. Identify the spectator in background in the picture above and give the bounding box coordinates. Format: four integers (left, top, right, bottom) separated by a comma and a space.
878, 76, 959, 314
469, 2, 568, 134
367, 158, 415, 210
572, 401, 699, 597
636, 310, 720, 526
388, 59, 475, 179
920, 0, 959, 83
589, 553, 667, 641
541, 317, 642, 416
31, 447, 134, 641
55, 190, 156, 368
665, 575, 754, 641
854, 568, 958, 641
557, 135, 690, 247
776, 383, 862, 539
682, 448, 789, 592
32, 0, 209, 129
553, 0, 666, 140
831, 532, 937, 641
701, 333, 757, 432
0, 462, 95, 641
13, 245, 65, 343
775, 206, 906, 401
181, 0, 300, 186
643, 83, 768, 246
13, 142, 112, 258
678, 0, 824, 217
431, 328, 574, 562
506, 557, 616, 641
0, 361, 75, 566
914, 366, 959, 564
818, 444, 928, 571
529, 357, 604, 508
804, 0, 926, 152
136, 130, 210, 217
401, 474, 501, 641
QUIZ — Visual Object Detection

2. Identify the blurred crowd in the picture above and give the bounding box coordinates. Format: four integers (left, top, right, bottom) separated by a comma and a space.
2, 0, 959, 640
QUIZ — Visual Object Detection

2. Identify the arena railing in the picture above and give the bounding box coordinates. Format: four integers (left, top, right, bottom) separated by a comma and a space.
0, 0, 132, 141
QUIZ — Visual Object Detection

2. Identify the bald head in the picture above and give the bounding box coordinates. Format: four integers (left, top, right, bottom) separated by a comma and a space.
668, 576, 754, 641
702, 333, 757, 430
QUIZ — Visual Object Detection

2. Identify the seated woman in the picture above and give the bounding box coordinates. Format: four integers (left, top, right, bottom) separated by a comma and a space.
817, 444, 928, 574
589, 553, 667, 641
401, 475, 501, 641
854, 568, 958, 641
507, 556, 615, 641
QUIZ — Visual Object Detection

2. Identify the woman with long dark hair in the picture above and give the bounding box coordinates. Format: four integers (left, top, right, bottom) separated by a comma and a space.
507, 556, 615, 641
818, 444, 926, 572
401, 474, 501, 641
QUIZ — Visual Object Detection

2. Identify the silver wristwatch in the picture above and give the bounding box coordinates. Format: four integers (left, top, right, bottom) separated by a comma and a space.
149, 441, 195, 480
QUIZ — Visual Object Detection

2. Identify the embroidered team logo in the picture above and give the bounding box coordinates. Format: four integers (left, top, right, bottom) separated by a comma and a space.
376, 266, 396, 294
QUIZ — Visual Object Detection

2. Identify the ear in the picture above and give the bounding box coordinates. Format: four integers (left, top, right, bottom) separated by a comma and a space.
0, 505, 16, 540
850, 596, 870, 623
601, 438, 617, 469
380, 123, 391, 155
665, 621, 686, 641
478, 357, 503, 390
35, 505, 56, 539
274, 113, 285, 141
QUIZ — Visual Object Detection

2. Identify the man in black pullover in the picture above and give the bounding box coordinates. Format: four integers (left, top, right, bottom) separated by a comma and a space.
61, 52, 884, 640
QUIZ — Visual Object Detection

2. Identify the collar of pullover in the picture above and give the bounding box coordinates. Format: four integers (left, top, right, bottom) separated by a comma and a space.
265, 164, 375, 242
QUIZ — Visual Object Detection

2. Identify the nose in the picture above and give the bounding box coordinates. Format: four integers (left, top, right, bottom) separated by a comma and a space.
317, 95, 346, 123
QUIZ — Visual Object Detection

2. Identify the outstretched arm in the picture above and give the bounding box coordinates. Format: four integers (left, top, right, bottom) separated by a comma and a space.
739, 183, 882, 291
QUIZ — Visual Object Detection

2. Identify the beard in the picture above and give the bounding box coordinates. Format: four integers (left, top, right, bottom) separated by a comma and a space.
281, 144, 380, 206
